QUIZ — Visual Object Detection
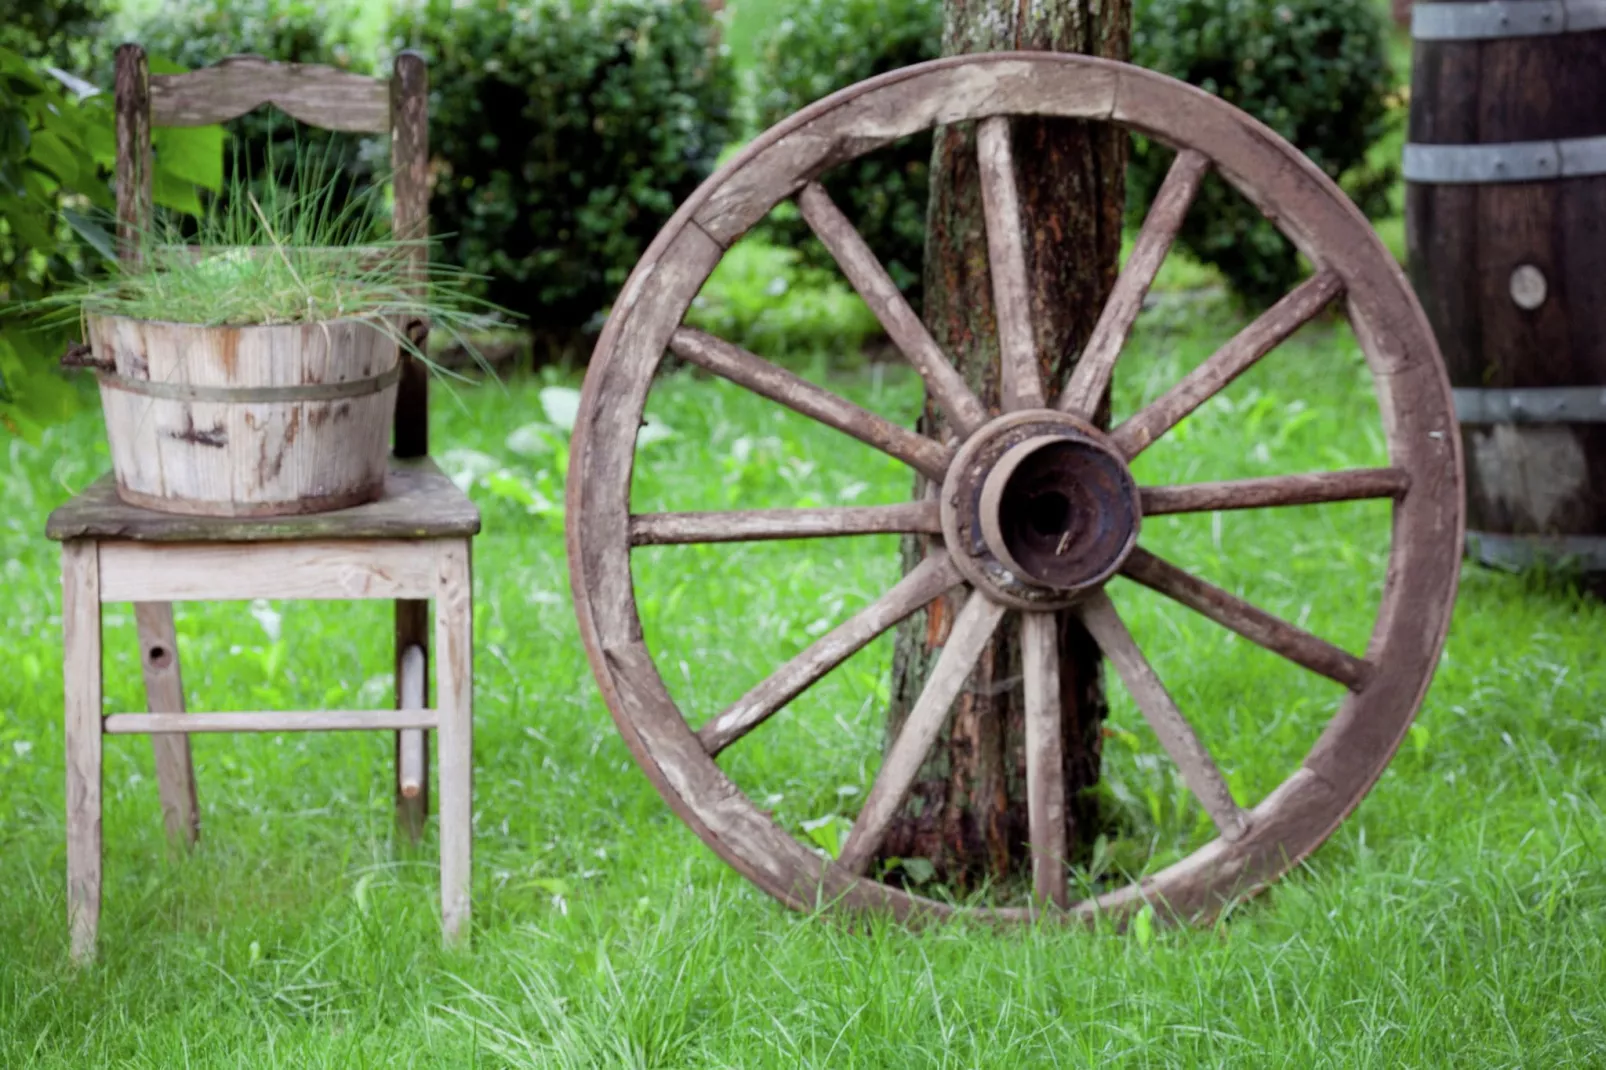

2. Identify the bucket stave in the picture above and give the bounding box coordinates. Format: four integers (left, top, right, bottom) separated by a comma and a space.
1405, 6, 1606, 583
86, 314, 399, 517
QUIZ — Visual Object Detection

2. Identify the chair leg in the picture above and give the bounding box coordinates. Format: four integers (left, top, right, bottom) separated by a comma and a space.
134, 603, 199, 849
63, 541, 103, 964
395, 600, 430, 843
434, 542, 473, 945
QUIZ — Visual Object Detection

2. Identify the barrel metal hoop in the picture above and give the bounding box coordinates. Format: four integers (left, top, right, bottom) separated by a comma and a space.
98, 364, 402, 404
1412, 0, 1606, 39
1404, 135, 1606, 183
1467, 531, 1606, 572
1453, 386, 1606, 424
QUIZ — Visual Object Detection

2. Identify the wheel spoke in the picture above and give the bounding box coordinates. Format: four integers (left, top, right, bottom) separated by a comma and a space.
669, 327, 952, 481
1060, 149, 1210, 418
1110, 270, 1345, 460
1121, 548, 1372, 691
797, 182, 989, 435
976, 117, 1044, 412
632, 502, 941, 546
1021, 611, 1068, 908
1077, 590, 1248, 842
836, 588, 1007, 874
698, 552, 964, 757
1141, 468, 1410, 516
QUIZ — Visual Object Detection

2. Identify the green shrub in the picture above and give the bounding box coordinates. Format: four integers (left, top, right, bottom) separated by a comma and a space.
393, 0, 735, 348
1131, 0, 1396, 306
750, 0, 942, 304
748, 0, 1394, 308
124, 0, 374, 209
0, 46, 221, 435
0, 0, 107, 70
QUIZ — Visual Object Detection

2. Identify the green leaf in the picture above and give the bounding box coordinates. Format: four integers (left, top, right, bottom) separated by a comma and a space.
0, 193, 55, 250
26, 128, 81, 188
800, 814, 851, 859
154, 124, 225, 192
62, 207, 117, 261
1133, 904, 1155, 949
151, 168, 204, 216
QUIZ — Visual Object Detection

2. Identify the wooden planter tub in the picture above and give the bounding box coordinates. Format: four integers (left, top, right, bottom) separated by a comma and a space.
82, 313, 399, 517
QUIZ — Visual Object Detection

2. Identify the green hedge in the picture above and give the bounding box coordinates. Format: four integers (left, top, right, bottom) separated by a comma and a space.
1, 0, 107, 70
751, 0, 942, 303
749, 0, 1395, 307
1, 45, 221, 435
394, 0, 735, 346
1130, 0, 1396, 305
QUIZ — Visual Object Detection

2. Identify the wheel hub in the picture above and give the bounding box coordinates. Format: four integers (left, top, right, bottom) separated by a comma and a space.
941, 410, 1140, 609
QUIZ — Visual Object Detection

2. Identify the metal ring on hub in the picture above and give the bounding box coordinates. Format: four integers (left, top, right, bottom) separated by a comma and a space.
978, 432, 1140, 592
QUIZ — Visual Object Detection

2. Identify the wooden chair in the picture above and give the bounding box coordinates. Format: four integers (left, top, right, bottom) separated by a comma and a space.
47, 45, 477, 963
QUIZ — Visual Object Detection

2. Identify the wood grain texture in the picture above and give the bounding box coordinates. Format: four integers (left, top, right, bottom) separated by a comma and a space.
1140, 468, 1410, 515
435, 541, 474, 944
1121, 548, 1373, 690
976, 117, 1045, 411
396, 644, 428, 837
63, 541, 103, 964
669, 328, 953, 480
390, 50, 431, 459
149, 56, 390, 132
113, 45, 152, 265
1111, 270, 1344, 459
105, 710, 439, 734
693, 60, 1118, 246
98, 539, 442, 602
836, 590, 1007, 875
567, 55, 1463, 927
631, 502, 941, 546
1078, 590, 1248, 842
396, 604, 430, 843
697, 553, 964, 756
87, 315, 397, 518
1061, 149, 1209, 417
133, 603, 199, 848
1407, 31, 1606, 564
1021, 611, 1068, 908
47, 457, 479, 543
796, 182, 989, 434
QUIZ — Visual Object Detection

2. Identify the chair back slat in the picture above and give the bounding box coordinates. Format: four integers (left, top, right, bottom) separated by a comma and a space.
150, 56, 390, 133
112, 44, 433, 459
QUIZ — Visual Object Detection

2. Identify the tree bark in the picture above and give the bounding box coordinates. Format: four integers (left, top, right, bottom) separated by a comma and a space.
880, 0, 1130, 892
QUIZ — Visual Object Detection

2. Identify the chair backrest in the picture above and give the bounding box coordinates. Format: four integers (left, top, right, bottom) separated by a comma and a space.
112, 45, 432, 459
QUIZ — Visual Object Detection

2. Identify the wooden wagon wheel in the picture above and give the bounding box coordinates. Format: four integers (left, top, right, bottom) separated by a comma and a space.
567, 54, 1463, 922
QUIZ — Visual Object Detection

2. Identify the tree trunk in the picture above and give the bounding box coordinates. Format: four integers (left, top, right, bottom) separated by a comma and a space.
879, 0, 1130, 892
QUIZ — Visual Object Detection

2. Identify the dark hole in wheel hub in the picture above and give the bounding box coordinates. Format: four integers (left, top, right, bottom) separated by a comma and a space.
979, 432, 1140, 593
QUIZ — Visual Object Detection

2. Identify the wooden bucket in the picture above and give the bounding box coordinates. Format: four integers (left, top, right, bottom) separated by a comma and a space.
1405, 9, 1606, 585
83, 314, 399, 517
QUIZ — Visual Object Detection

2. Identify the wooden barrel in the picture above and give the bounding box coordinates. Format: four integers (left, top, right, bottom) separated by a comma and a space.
85, 314, 398, 517
1405, 3, 1606, 585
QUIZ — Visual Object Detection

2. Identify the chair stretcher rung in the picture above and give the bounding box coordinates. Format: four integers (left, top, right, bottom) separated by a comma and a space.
103, 710, 438, 734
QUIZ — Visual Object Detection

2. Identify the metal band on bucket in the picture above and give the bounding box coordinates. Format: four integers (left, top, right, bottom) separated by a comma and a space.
97, 364, 402, 403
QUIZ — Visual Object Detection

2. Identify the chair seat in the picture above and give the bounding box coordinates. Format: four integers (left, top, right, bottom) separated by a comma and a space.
46, 457, 480, 543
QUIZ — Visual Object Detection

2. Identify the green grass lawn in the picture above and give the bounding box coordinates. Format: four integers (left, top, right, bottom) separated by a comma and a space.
3, 282, 1605, 1065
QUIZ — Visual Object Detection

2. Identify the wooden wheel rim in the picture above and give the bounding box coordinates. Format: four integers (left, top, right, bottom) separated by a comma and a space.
568, 54, 1464, 923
